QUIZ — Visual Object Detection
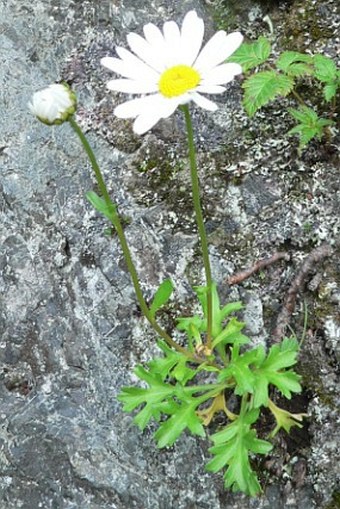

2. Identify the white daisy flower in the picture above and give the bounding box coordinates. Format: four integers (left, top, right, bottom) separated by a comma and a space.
101, 10, 243, 134
29, 83, 77, 125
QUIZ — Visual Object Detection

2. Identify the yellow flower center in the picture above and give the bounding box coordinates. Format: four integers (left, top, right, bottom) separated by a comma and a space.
158, 65, 201, 98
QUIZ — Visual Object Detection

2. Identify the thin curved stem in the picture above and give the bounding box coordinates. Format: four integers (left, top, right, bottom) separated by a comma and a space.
69, 116, 189, 356
182, 105, 213, 348
291, 89, 305, 106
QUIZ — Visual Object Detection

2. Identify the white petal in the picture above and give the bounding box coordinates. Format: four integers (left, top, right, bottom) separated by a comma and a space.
101, 56, 159, 82
191, 92, 218, 111
158, 98, 179, 119
142, 22, 167, 63
115, 93, 180, 134
180, 10, 204, 65
133, 98, 179, 134
194, 31, 243, 72
126, 32, 165, 72
162, 20, 181, 64
133, 114, 162, 134
143, 22, 165, 47
196, 84, 226, 94
114, 94, 178, 120
222, 32, 244, 60
200, 62, 242, 85
107, 79, 159, 94
163, 20, 181, 44
114, 96, 156, 118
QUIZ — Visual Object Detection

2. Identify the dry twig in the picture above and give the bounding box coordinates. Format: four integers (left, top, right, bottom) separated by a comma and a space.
227, 252, 290, 285
272, 244, 332, 343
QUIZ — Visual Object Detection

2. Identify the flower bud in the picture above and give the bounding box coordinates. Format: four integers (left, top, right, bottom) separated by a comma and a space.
28, 83, 77, 125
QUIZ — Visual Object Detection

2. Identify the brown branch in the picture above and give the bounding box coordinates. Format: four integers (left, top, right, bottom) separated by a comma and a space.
272, 244, 332, 343
227, 252, 290, 285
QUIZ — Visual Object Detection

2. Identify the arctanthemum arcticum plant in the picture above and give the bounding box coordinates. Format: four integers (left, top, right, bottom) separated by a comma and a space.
30, 10, 306, 496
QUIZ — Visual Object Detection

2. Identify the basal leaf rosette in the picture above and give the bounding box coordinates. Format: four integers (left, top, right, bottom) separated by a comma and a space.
101, 10, 243, 134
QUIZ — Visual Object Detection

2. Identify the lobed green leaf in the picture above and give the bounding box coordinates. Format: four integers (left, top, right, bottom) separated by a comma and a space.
242, 71, 294, 116
276, 51, 313, 77
177, 283, 244, 350
324, 82, 338, 102
218, 347, 263, 395
118, 366, 177, 429
147, 341, 197, 384
252, 338, 302, 407
227, 36, 271, 72
288, 106, 333, 150
212, 317, 249, 349
154, 400, 205, 448
313, 54, 337, 82
207, 411, 272, 496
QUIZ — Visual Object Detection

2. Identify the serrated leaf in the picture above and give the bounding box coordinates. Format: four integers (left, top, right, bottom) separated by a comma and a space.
244, 431, 273, 454
288, 106, 333, 150
149, 279, 174, 318
218, 347, 263, 395
207, 412, 272, 496
280, 337, 299, 352
193, 283, 244, 340
148, 341, 197, 384
176, 315, 203, 335
225, 454, 262, 496
313, 54, 337, 82
147, 342, 179, 380
227, 36, 271, 72
171, 356, 197, 384
132, 405, 156, 430
262, 337, 299, 370
267, 370, 302, 397
210, 416, 245, 446
220, 301, 244, 319
252, 338, 302, 407
289, 105, 318, 123
86, 191, 117, 221
212, 317, 249, 349
276, 51, 313, 76
154, 400, 205, 448
243, 71, 294, 116
324, 82, 338, 102
118, 366, 176, 429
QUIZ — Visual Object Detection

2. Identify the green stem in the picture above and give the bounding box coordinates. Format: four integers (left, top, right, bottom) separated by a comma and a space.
69, 117, 112, 206
182, 382, 232, 394
291, 89, 305, 106
182, 105, 213, 348
195, 387, 227, 405
240, 393, 250, 416
69, 116, 189, 356
182, 384, 222, 394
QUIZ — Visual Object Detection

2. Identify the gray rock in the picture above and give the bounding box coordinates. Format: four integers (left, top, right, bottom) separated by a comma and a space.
1, 0, 339, 508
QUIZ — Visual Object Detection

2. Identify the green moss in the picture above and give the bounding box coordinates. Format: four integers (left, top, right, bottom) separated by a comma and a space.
281, 0, 334, 50
325, 491, 340, 509
302, 222, 313, 233
128, 143, 190, 213
137, 156, 183, 183
209, 0, 238, 31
